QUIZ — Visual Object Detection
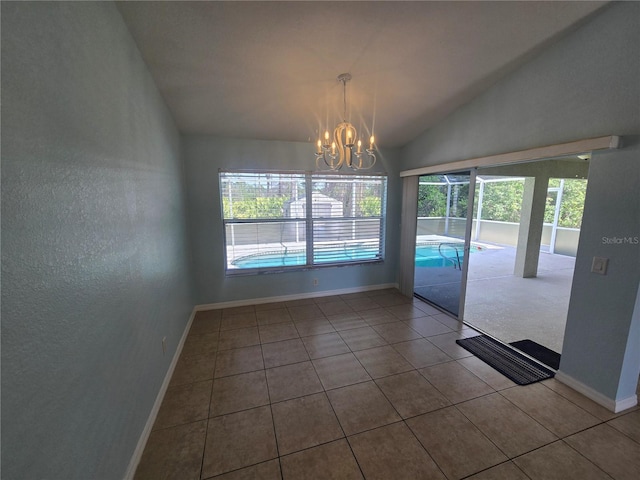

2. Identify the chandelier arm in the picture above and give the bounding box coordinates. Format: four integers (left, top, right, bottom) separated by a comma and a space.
350, 151, 362, 170
365, 150, 377, 169
322, 149, 342, 170
333, 123, 345, 168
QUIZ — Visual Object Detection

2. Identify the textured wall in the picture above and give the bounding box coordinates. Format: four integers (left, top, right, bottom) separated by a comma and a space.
183, 135, 402, 304
1, 3, 195, 478
401, 2, 640, 402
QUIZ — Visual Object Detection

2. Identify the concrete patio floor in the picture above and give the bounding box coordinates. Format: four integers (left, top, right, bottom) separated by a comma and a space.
413, 240, 575, 356
464, 244, 575, 355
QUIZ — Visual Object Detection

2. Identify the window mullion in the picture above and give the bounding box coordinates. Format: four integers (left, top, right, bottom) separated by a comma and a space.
379, 179, 387, 258
305, 174, 314, 266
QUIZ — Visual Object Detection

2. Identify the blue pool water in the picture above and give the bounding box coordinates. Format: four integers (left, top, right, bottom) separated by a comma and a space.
232, 250, 307, 268
231, 243, 479, 269
415, 243, 478, 268
231, 246, 380, 269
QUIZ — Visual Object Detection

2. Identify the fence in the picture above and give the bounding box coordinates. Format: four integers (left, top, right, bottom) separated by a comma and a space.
417, 217, 579, 257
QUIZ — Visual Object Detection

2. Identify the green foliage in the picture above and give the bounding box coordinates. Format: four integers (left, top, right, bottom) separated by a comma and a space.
223, 196, 286, 219
417, 184, 448, 217
359, 196, 381, 216
544, 193, 557, 224
450, 184, 469, 217
558, 179, 587, 228
480, 180, 524, 223
544, 179, 587, 227
417, 181, 470, 218
419, 177, 586, 227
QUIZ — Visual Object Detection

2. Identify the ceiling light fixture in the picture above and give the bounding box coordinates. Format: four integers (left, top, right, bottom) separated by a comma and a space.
315, 73, 376, 171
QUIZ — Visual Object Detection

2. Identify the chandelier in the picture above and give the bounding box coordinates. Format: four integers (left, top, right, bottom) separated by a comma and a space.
315, 73, 377, 171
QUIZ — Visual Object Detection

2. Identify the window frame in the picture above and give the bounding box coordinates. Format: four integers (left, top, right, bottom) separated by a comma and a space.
220, 169, 387, 276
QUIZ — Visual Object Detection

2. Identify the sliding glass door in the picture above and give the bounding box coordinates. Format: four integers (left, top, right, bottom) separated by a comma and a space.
413, 171, 475, 317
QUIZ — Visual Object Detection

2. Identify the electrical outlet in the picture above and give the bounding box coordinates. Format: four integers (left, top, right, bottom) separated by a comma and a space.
313, 278, 319, 286
162, 336, 167, 355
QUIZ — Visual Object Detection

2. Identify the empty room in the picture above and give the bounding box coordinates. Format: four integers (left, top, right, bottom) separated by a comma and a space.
2, 2, 639, 479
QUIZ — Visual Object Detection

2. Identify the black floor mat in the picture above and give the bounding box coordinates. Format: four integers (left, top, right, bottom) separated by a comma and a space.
456, 335, 555, 385
510, 339, 561, 370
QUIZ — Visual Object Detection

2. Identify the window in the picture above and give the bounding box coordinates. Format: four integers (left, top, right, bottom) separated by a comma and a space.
220, 171, 387, 274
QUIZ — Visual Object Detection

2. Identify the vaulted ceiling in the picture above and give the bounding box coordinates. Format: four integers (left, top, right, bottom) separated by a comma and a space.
116, 1, 607, 147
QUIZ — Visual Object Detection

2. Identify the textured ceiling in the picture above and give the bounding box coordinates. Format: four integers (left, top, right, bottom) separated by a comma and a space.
116, 1, 607, 147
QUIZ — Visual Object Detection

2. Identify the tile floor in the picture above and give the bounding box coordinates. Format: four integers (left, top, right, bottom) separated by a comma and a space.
134, 289, 640, 480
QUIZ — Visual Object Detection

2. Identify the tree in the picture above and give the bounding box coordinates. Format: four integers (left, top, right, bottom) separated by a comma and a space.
223, 196, 287, 219
417, 184, 447, 217
558, 179, 587, 228
479, 180, 524, 223
359, 196, 381, 216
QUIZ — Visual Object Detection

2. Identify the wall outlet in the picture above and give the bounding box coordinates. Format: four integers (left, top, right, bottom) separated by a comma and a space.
313, 278, 319, 286
162, 336, 167, 355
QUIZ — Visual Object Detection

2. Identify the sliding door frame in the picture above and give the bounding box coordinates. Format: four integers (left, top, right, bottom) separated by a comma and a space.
457, 169, 477, 319
409, 169, 476, 319
398, 135, 620, 318
399, 176, 419, 297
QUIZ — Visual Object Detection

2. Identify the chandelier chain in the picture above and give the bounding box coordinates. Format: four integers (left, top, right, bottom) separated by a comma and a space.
342, 77, 347, 121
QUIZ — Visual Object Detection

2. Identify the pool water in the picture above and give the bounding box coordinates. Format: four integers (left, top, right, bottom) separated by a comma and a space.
232, 250, 307, 268
231, 246, 380, 269
231, 242, 479, 269
415, 243, 478, 268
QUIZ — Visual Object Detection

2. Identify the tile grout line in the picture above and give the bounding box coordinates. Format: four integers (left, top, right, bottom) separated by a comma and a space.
198, 315, 221, 480
399, 419, 451, 480
258, 336, 284, 476
145, 293, 636, 479
457, 459, 532, 480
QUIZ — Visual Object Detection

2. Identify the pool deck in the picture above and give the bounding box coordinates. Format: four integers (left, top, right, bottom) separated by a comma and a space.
414, 237, 573, 355
464, 244, 574, 354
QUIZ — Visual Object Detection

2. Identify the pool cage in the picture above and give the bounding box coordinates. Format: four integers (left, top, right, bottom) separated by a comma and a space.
418, 175, 585, 256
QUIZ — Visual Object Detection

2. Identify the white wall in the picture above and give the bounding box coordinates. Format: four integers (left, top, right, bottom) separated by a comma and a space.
401, 2, 640, 406
1, 3, 195, 478
183, 135, 402, 304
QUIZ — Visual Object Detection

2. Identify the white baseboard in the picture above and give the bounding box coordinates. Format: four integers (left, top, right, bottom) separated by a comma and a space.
123, 307, 197, 480
194, 282, 399, 311
555, 370, 638, 413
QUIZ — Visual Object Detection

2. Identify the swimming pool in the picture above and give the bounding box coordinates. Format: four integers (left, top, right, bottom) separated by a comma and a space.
230, 244, 380, 269
415, 243, 479, 268
230, 242, 479, 269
